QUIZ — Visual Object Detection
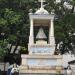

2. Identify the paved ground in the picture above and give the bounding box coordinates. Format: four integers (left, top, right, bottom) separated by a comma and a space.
20, 74, 62, 75
71, 65, 75, 75
72, 70, 75, 75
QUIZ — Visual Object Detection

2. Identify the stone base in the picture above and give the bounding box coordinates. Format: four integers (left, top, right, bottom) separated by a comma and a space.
19, 68, 65, 75
19, 73, 64, 75
21, 54, 63, 67
20, 55, 64, 74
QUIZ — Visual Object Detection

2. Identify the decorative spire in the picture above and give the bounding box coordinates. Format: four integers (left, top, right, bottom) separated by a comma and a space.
38, 0, 45, 8
41, 0, 43, 8
35, 0, 49, 14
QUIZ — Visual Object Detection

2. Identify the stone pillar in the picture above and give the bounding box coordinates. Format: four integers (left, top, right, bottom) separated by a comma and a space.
50, 19, 54, 37
29, 19, 34, 45
49, 19, 55, 45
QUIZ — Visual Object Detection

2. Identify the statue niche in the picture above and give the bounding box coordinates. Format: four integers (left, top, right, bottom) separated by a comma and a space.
35, 26, 48, 44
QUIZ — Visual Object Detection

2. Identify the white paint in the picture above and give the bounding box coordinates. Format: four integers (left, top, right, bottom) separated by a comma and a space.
49, 19, 55, 46
35, 8, 49, 15
50, 20, 54, 37
29, 19, 34, 45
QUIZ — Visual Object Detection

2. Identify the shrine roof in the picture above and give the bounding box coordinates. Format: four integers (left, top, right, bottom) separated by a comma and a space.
35, 8, 49, 15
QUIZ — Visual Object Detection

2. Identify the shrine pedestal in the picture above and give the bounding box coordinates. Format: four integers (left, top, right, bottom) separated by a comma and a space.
19, 55, 64, 75
19, 0, 65, 74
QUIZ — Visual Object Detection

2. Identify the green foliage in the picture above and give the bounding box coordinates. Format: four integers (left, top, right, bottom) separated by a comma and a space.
0, 18, 7, 26
20, 46, 28, 54
4, 8, 23, 25
8, 35, 17, 43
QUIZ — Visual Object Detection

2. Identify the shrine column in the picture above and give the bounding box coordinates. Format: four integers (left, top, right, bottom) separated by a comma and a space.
49, 19, 55, 45
29, 19, 34, 44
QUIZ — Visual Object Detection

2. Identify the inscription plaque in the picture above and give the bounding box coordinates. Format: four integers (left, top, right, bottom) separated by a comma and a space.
30, 45, 55, 54
27, 59, 57, 66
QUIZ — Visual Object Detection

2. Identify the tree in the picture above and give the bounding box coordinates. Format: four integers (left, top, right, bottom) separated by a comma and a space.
0, 40, 8, 61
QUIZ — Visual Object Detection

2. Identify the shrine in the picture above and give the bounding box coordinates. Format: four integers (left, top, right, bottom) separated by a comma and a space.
19, 0, 64, 75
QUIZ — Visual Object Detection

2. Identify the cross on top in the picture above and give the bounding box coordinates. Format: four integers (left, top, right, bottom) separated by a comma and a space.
38, 0, 45, 8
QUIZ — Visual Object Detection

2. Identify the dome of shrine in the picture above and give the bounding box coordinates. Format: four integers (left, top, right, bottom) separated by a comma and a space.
35, 8, 49, 15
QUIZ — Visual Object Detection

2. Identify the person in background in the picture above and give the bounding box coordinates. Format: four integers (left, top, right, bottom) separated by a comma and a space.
11, 63, 19, 75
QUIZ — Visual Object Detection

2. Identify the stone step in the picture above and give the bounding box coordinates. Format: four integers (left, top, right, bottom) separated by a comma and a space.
19, 74, 64, 75
72, 72, 75, 75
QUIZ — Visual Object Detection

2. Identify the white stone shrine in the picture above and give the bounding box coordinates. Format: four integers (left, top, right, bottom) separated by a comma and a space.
19, 0, 64, 75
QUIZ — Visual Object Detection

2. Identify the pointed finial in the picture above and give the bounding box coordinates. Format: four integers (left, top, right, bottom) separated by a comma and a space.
38, 0, 45, 8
